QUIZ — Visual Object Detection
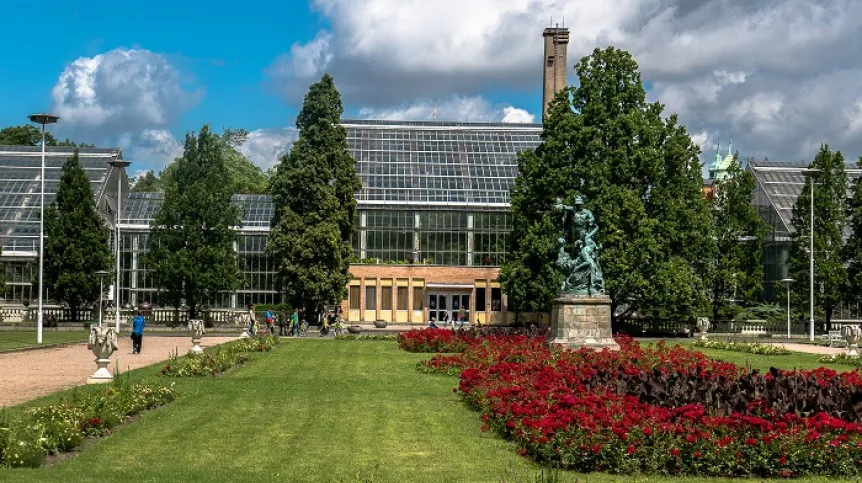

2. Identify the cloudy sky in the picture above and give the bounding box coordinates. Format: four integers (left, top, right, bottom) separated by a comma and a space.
1, 0, 860, 173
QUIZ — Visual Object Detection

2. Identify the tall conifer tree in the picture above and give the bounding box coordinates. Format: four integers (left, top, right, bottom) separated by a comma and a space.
44, 151, 113, 321
501, 47, 712, 323
789, 145, 848, 331
145, 125, 243, 317
267, 74, 361, 317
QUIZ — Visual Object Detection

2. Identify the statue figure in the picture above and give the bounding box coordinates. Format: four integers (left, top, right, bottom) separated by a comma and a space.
554, 195, 605, 296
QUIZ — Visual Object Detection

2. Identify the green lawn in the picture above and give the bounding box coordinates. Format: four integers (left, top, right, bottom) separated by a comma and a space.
661, 339, 850, 373
0, 331, 88, 352
0, 339, 852, 482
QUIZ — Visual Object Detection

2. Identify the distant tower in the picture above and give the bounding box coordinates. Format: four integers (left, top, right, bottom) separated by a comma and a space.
542, 24, 570, 121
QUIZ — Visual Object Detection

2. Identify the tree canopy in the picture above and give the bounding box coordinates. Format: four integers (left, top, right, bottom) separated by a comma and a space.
845, 156, 862, 308
500, 46, 712, 323
130, 128, 269, 194
708, 155, 768, 322
789, 145, 848, 330
267, 74, 361, 317
44, 151, 113, 321
144, 125, 244, 317
0, 124, 93, 147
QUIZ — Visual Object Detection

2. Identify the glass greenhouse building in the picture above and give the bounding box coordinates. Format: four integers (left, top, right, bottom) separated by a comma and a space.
5, 125, 861, 324
116, 120, 544, 324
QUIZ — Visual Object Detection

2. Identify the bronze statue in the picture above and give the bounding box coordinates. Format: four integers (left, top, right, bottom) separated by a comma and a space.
554, 195, 605, 295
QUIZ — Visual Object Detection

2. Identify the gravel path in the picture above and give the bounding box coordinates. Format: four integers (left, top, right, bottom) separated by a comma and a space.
0, 335, 237, 408
776, 342, 847, 355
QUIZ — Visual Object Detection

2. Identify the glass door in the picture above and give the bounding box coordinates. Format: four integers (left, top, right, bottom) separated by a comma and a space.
428, 292, 471, 326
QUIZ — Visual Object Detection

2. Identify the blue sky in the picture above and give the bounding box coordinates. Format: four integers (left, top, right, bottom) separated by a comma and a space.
1, 1, 860, 173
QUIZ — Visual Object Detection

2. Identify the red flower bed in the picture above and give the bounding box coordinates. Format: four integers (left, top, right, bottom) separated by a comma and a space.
414, 334, 862, 478
398, 328, 478, 353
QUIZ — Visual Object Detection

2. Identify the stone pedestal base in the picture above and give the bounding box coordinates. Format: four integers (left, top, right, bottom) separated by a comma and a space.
87, 358, 114, 384
548, 294, 619, 350
189, 339, 204, 355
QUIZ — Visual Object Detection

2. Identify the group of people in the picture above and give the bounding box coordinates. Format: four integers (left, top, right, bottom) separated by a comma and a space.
245, 304, 343, 337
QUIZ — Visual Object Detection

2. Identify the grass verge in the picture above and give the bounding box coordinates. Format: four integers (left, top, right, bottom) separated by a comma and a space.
0, 331, 88, 352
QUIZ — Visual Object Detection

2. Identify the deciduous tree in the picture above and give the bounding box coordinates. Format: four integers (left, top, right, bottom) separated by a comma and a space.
501, 47, 712, 324
44, 151, 113, 321
144, 125, 243, 317
708, 156, 768, 323
267, 74, 361, 318
845, 157, 862, 307
789, 145, 848, 331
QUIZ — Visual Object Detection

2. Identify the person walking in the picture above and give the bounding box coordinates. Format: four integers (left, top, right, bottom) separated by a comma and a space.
264, 309, 275, 335
291, 308, 300, 337
277, 310, 287, 336
247, 304, 257, 336
131, 310, 146, 354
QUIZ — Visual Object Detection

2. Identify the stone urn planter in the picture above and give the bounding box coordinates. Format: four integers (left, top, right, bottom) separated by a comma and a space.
373, 320, 388, 329
696, 317, 710, 340
87, 326, 118, 384
844, 325, 861, 357
347, 325, 362, 334
188, 319, 206, 355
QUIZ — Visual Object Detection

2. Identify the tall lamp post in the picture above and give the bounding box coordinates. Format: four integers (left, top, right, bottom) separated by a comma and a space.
96, 270, 108, 328
781, 278, 795, 338
108, 158, 131, 334
803, 169, 821, 342
27, 113, 60, 345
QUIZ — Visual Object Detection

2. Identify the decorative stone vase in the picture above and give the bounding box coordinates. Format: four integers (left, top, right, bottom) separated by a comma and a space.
844, 325, 861, 357
87, 326, 118, 384
188, 319, 206, 355
347, 325, 363, 334
373, 320, 388, 329
696, 317, 710, 340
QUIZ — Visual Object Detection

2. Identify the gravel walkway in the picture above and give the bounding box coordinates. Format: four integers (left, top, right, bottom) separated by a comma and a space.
0, 335, 237, 408
775, 342, 847, 355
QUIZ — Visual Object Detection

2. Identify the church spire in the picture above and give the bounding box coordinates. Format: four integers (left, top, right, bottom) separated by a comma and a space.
727, 136, 733, 157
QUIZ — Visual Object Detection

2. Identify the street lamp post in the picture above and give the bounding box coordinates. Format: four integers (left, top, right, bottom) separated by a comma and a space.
27, 113, 60, 345
108, 159, 131, 334
804, 169, 821, 342
96, 270, 108, 328
781, 278, 795, 338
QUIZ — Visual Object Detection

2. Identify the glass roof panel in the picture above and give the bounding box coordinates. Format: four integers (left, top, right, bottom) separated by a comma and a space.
0, 146, 122, 252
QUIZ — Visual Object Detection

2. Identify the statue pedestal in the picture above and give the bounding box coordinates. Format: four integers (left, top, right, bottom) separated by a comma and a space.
189, 338, 204, 355
548, 294, 619, 350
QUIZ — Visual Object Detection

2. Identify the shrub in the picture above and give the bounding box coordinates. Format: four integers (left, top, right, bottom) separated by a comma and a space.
411, 334, 862, 477
0, 380, 175, 468
693, 339, 792, 355
160, 335, 278, 377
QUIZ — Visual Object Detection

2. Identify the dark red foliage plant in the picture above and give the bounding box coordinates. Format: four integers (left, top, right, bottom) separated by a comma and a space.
410, 332, 862, 478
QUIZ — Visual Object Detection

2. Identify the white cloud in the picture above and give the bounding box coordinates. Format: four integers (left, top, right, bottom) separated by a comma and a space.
52, 48, 202, 138
119, 129, 184, 170
238, 128, 299, 169
357, 95, 535, 123
268, 0, 862, 162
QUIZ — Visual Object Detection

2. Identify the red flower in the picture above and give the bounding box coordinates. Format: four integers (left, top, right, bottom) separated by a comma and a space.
694, 451, 702, 459
670, 448, 681, 457
626, 445, 636, 455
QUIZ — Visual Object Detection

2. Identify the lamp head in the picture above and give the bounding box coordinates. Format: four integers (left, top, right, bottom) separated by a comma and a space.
28, 113, 60, 125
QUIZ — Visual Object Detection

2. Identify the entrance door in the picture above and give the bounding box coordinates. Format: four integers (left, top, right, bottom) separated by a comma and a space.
428, 292, 471, 326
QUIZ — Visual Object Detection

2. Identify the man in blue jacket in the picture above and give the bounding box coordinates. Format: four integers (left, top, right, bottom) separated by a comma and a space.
131, 311, 146, 354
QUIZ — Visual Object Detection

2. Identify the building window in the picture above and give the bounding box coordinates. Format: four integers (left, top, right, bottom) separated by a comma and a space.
413, 287, 423, 309
491, 287, 502, 312
381, 286, 393, 310
365, 286, 377, 310
349, 285, 361, 310
397, 286, 408, 310
475, 287, 486, 311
